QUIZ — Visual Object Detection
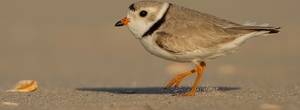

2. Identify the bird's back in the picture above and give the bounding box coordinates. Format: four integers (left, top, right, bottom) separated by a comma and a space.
154, 3, 279, 55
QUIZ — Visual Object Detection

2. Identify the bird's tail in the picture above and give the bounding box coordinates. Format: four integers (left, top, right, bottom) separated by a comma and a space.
228, 26, 281, 34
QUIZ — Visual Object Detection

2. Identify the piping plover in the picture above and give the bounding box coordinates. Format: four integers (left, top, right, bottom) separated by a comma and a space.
115, 0, 280, 96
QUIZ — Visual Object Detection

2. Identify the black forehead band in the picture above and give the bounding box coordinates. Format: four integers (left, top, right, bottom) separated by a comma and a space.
129, 4, 136, 11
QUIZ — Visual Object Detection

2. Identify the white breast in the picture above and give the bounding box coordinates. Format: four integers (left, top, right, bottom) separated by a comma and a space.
140, 35, 178, 61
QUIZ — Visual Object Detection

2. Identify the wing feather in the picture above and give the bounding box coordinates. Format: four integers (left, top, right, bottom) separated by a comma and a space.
155, 4, 252, 54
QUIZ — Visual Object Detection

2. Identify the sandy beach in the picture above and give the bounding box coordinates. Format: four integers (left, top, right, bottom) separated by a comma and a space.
0, 0, 299, 110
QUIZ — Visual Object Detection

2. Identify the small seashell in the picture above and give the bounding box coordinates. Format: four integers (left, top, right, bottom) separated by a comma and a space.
7, 80, 38, 93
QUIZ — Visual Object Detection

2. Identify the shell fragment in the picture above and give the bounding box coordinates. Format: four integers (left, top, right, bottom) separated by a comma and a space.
7, 80, 38, 93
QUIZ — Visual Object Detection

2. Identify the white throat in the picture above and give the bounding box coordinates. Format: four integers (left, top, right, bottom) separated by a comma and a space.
128, 2, 170, 39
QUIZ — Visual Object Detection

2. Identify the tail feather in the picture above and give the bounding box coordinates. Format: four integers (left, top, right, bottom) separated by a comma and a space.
228, 26, 281, 34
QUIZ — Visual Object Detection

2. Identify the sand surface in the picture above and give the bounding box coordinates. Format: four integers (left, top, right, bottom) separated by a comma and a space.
0, 0, 299, 110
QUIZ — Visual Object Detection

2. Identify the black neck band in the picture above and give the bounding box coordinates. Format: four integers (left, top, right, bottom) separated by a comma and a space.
142, 5, 170, 37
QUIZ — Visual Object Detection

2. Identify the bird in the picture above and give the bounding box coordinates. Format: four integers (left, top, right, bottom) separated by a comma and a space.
114, 0, 280, 96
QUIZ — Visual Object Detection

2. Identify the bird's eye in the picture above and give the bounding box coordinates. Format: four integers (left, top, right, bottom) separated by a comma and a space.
139, 10, 148, 17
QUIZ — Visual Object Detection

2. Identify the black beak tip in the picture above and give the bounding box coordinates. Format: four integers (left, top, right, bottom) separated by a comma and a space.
115, 21, 124, 27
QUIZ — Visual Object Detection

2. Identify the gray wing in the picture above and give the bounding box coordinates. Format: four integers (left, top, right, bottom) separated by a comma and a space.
155, 4, 279, 54
154, 5, 249, 54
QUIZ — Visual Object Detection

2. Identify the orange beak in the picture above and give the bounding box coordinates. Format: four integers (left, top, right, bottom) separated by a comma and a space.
115, 17, 129, 27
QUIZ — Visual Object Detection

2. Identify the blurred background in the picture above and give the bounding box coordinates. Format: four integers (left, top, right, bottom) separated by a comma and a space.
0, 0, 298, 90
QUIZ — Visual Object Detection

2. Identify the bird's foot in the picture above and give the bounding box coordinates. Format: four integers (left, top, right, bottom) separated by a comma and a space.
165, 77, 184, 89
165, 70, 195, 89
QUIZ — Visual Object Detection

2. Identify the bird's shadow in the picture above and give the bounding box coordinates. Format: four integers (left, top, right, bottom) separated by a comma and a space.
76, 86, 240, 94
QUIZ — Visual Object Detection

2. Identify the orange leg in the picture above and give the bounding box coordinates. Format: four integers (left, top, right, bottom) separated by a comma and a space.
165, 69, 195, 89
182, 62, 206, 96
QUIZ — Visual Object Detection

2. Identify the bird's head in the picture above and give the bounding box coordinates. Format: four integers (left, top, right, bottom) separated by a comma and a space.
115, 0, 170, 39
